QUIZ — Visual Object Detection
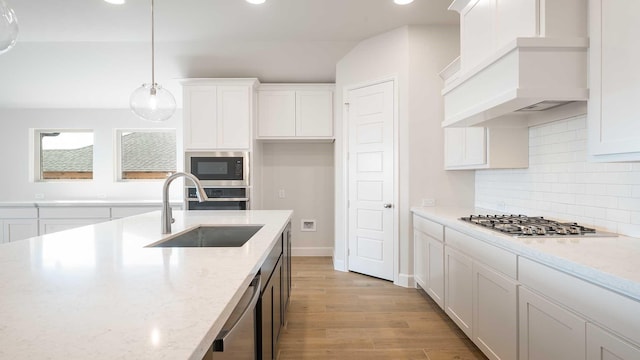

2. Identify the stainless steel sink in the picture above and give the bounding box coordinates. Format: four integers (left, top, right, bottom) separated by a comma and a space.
148, 225, 263, 248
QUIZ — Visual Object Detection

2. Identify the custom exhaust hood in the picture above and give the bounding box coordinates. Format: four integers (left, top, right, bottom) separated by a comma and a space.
441, 0, 589, 128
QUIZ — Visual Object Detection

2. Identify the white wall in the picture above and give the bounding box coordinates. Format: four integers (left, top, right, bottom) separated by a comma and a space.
334, 25, 474, 284
260, 142, 334, 255
0, 108, 184, 202
476, 115, 640, 238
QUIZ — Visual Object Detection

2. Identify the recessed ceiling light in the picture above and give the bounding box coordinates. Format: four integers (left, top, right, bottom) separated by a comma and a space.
104, 0, 126, 4
246, 0, 266, 4
394, 0, 414, 4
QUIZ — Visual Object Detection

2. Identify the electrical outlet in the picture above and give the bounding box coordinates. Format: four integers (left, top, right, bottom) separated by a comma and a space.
422, 198, 436, 207
97, 193, 107, 199
278, 189, 285, 199
34, 193, 45, 199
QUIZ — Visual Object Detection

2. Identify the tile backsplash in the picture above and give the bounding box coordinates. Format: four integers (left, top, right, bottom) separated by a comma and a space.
476, 115, 640, 237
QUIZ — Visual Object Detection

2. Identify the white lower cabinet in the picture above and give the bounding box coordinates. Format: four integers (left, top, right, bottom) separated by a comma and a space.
444, 246, 473, 338
413, 215, 445, 309
425, 236, 445, 308
0, 207, 39, 243
444, 244, 518, 360
38, 207, 111, 235
519, 286, 586, 360
587, 323, 640, 360
2, 219, 38, 243
472, 261, 518, 360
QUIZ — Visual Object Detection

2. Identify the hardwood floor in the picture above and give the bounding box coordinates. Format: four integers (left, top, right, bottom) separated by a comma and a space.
277, 257, 488, 360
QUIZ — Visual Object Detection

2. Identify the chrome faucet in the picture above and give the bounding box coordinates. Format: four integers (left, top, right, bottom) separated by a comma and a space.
162, 172, 208, 234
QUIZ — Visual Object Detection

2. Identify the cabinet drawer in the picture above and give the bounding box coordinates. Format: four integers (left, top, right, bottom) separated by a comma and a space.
413, 215, 443, 242
445, 228, 517, 279
39, 207, 111, 219
519, 257, 640, 347
0, 207, 38, 219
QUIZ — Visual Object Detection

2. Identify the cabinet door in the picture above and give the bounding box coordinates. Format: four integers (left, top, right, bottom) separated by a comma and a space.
426, 236, 445, 309
258, 91, 296, 137
413, 230, 428, 290
261, 278, 274, 360
587, 323, 640, 360
3, 219, 38, 242
295, 90, 333, 137
444, 246, 473, 338
273, 258, 283, 346
183, 86, 218, 150
519, 287, 586, 360
39, 219, 107, 235
444, 127, 487, 169
217, 86, 250, 149
472, 261, 518, 360
588, 0, 640, 160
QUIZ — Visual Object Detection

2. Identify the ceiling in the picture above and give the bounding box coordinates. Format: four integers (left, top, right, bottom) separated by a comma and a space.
1, 0, 458, 108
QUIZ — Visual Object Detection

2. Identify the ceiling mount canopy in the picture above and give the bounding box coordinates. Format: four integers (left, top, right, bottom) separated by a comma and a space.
130, 0, 176, 122
0, 0, 18, 54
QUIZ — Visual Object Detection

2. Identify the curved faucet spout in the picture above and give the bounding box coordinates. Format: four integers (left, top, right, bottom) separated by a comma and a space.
162, 172, 208, 234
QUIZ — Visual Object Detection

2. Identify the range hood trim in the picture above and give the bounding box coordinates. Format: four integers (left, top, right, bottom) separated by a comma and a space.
441, 37, 589, 128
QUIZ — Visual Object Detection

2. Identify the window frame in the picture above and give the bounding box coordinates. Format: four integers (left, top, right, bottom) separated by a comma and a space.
32, 129, 95, 182
115, 129, 177, 182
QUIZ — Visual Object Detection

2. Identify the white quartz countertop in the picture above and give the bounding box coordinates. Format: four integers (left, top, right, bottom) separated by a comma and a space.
0, 210, 292, 360
411, 206, 640, 301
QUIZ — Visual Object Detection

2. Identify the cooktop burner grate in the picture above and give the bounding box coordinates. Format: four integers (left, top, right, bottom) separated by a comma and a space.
459, 215, 617, 237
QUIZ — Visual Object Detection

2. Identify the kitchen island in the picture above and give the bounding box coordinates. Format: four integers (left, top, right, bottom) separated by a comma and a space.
0, 210, 292, 360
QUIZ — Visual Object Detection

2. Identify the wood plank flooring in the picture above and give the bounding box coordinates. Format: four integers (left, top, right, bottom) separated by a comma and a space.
277, 257, 488, 360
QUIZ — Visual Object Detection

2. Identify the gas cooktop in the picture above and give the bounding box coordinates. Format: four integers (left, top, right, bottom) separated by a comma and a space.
460, 215, 617, 238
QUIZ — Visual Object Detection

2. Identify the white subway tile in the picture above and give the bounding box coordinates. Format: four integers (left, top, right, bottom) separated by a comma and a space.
584, 206, 607, 219
606, 209, 631, 223
593, 219, 618, 233
566, 205, 585, 216
606, 184, 632, 197
606, 163, 634, 172
552, 121, 569, 133
617, 223, 640, 238
631, 212, 640, 225
585, 184, 607, 196
567, 117, 586, 130
632, 185, 640, 198
618, 198, 640, 211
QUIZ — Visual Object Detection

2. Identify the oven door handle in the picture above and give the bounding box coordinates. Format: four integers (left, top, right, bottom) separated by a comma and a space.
212, 274, 261, 352
187, 198, 249, 202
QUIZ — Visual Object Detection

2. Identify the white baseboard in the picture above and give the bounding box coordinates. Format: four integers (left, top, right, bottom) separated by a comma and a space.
333, 258, 346, 272
291, 247, 333, 257
396, 273, 415, 288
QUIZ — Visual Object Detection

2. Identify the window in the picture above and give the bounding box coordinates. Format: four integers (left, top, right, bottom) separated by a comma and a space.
35, 130, 94, 180
117, 130, 176, 180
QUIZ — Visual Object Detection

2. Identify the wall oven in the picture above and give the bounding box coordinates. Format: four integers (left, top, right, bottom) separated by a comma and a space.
185, 151, 249, 186
186, 187, 249, 210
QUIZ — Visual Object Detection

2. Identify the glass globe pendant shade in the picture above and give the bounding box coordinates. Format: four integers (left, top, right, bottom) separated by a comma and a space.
0, 0, 18, 54
130, 83, 176, 122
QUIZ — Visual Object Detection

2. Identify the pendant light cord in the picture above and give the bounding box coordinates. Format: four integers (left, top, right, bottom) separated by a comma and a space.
151, 0, 155, 86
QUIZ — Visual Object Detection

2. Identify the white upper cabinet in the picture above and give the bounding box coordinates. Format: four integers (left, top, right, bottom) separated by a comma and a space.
588, 0, 640, 161
444, 127, 528, 170
257, 84, 334, 140
182, 79, 258, 150
442, 0, 588, 127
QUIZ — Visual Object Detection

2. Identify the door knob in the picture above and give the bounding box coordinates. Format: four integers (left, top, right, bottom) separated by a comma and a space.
383, 203, 393, 208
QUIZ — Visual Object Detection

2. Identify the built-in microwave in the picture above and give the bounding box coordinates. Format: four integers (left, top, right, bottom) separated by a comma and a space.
185, 151, 249, 186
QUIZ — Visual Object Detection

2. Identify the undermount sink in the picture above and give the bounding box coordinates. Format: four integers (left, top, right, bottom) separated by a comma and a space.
148, 225, 263, 248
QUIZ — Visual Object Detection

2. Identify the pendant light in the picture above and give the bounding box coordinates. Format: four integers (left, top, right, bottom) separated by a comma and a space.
0, 0, 18, 54
130, 0, 176, 122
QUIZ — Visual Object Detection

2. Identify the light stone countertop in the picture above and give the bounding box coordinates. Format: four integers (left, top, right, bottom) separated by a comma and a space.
411, 206, 640, 301
0, 210, 292, 360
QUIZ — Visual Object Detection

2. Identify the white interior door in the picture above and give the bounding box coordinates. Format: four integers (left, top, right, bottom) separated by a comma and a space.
347, 80, 395, 281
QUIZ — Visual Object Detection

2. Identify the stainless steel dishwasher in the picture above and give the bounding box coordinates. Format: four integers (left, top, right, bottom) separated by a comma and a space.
203, 274, 260, 360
